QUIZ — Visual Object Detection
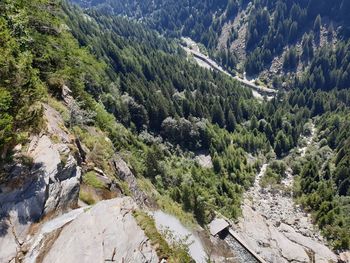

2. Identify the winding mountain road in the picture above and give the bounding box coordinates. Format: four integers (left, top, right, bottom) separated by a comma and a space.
181, 38, 277, 99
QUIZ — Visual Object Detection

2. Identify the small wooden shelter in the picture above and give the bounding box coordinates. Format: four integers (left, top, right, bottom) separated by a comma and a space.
209, 218, 230, 236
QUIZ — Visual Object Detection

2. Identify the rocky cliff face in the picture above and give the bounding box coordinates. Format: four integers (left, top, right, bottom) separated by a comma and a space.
0, 101, 163, 263
0, 105, 82, 262
24, 197, 158, 263
112, 156, 151, 207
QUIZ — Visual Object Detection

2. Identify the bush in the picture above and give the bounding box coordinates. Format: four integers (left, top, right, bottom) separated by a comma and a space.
82, 171, 105, 189
133, 210, 193, 262
260, 161, 286, 187
79, 190, 96, 205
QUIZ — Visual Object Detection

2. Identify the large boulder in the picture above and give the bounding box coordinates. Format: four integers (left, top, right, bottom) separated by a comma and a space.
236, 204, 338, 263
32, 198, 158, 263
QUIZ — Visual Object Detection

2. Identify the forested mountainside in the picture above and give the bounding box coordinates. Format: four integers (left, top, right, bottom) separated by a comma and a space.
0, 0, 349, 262
72, 0, 350, 91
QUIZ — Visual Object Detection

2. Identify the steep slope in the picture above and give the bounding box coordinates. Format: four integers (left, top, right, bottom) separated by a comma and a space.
25, 198, 159, 263
0, 1, 184, 262
71, 0, 229, 45
0, 104, 82, 262
0, 0, 349, 262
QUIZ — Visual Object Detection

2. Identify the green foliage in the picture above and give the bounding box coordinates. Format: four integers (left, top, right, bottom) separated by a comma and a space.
145, 145, 165, 179
314, 14, 322, 33
301, 33, 314, 61
334, 142, 350, 196
82, 171, 106, 189
2, 0, 350, 249
161, 118, 210, 150
0, 2, 49, 156
63, 0, 350, 250
79, 190, 96, 205
294, 126, 350, 249
283, 47, 299, 71
261, 160, 287, 187
293, 40, 350, 90
63, 3, 255, 137
72, 0, 350, 86
133, 210, 193, 262
71, 0, 232, 51
73, 126, 115, 173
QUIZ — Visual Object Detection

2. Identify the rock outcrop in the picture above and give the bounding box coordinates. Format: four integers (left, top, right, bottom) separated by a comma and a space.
112, 156, 150, 207
195, 154, 213, 169
25, 197, 158, 263
340, 252, 350, 263
0, 105, 81, 262
0, 103, 159, 263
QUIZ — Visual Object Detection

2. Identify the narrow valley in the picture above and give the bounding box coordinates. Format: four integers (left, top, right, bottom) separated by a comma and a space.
0, 1, 350, 263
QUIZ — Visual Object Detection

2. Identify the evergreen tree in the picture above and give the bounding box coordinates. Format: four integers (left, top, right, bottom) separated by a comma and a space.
314, 14, 322, 33
212, 103, 225, 128
226, 110, 237, 132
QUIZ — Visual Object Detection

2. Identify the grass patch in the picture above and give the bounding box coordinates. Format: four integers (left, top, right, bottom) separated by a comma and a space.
157, 196, 196, 228
254, 78, 266, 87
50, 134, 61, 144
133, 210, 193, 263
117, 180, 132, 196
47, 96, 70, 123
82, 171, 105, 189
20, 154, 34, 168
79, 189, 96, 205
260, 170, 280, 188
72, 126, 115, 176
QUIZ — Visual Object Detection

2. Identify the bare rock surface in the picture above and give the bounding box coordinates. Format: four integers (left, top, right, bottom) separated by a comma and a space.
195, 154, 213, 169
340, 251, 350, 263
233, 124, 338, 263
112, 156, 150, 207
40, 198, 158, 263
24, 207, 87, 263
0, 104, 158, 263
0, 105, 81, 262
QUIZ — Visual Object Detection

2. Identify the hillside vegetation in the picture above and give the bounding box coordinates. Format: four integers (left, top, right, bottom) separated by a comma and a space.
72, 0, 350, 91
0, 0, 349, 252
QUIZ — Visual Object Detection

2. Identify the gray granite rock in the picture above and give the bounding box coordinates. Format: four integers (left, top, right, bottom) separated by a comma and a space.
0, 105, 81, 263
40, 198, 158, 263
112, 156, 149, 207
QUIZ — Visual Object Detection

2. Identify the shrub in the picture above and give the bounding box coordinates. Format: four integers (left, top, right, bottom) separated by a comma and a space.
82, 171, 105, 189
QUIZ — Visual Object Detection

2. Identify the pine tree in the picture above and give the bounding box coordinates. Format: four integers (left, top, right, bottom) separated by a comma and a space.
212, 103, 225, 127
250, 115, 258, 130
212, 152, 223, 173
182, 184, 193, 211
314, 15, 322, 33
226, 110, 237, 132
194, 194, 206, 225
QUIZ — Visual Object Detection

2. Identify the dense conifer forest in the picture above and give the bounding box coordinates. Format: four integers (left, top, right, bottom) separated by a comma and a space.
72, 0, 350, 82
0, 0, 349, 252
